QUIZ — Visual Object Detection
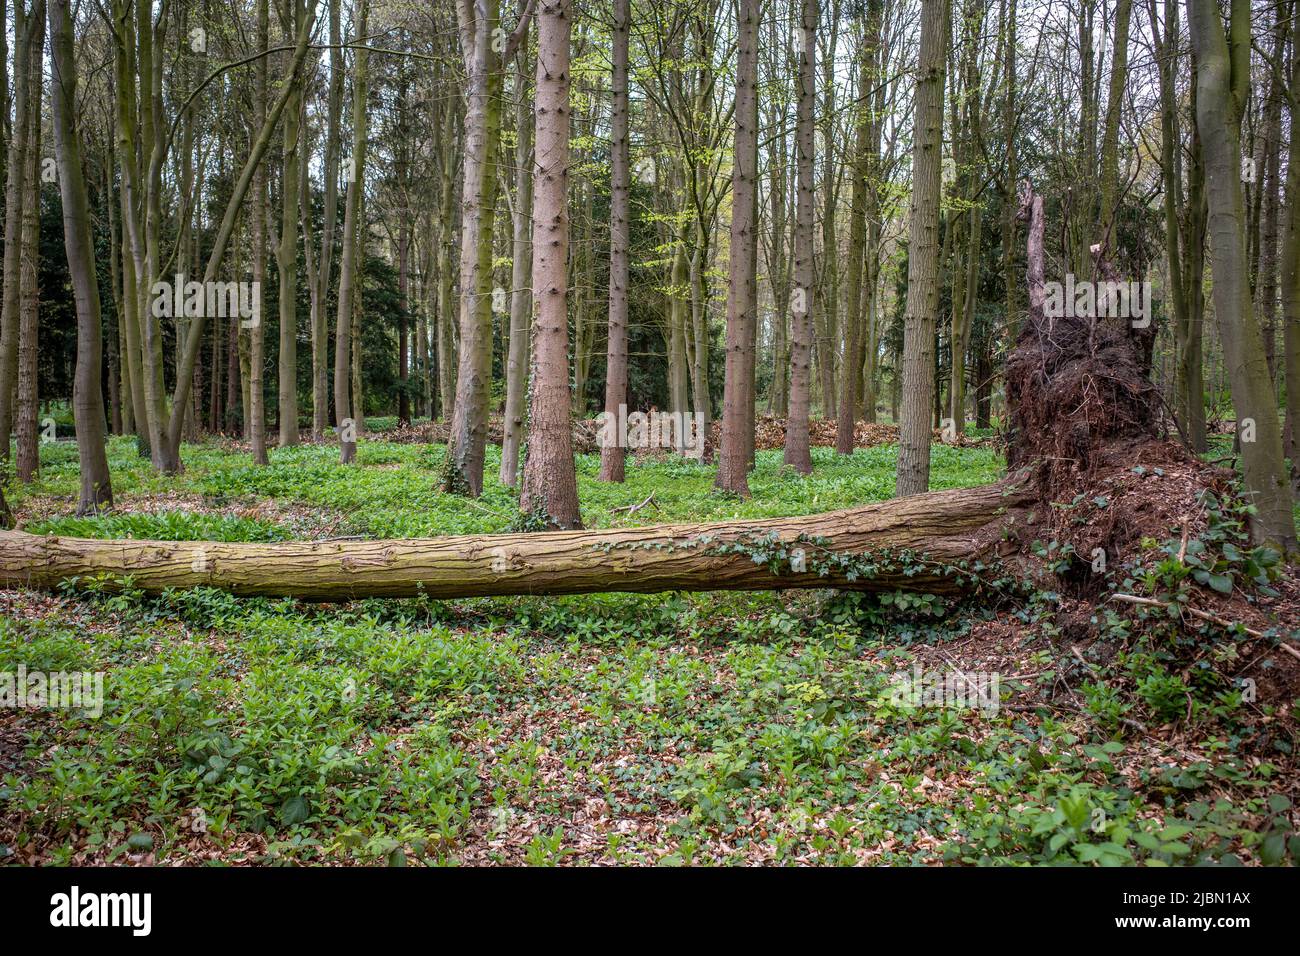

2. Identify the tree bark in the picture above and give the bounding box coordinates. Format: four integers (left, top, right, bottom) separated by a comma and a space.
1097, 0, 1131, 252
14, 0, 42, 483
247, 0, 270, 465
445, 0, 534, 496
277, 0, 305, 447
784, 0, 817, 475
334, 0, 368, 464
48, 0, 113, 514
435, 93, 460, 422
598, 0, 630, 484
501, 57, 533, 487
1187, 0, 1296, 551
896, 0, 946, 496
0, 477, 1033, 600
519, 0, 581, 529
165, 3, 317, 466
716, 0, 758, 493
310, 0, 342, 440
0, 0, 34, 461
1282, 0, 1300, 474
838, 3, 881, 455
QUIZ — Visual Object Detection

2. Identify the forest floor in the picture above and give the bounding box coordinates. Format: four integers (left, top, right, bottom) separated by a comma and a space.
0, 424, 1296, 866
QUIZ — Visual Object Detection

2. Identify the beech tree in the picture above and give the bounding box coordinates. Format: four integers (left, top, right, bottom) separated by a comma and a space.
443, 0, 534, 497
48, 0, 112, 513
334, 0, 368, 465
1186, 0, 1296, 551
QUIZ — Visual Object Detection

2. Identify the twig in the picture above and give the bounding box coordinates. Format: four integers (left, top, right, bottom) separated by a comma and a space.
611, 492, 658, 517
1110, 592, 1270, 639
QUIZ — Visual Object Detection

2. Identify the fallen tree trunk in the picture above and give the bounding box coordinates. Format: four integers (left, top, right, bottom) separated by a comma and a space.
0, 478, 1032, 600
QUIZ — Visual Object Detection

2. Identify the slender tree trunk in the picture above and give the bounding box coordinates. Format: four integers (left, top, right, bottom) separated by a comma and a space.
0, 0, 32, 461
784, 0, 817, 476
838, 5, 880, 455
446, 0, 532, 496
334, 0, 368, 464
896, 0, 946, 496
309, 0, 342, 440
48, 0, 113, 513
502, 57, 534, 487
597, 0, 630, 484
397, 220, 411, 425
14, 2, 42, 483
107, 174, 130, 436
1097, 0, 1131, 251
164, 3, 317, 465
716, 0, 759, 494
226, 307, 241, 432
435, 97, 459, 422
277, 0, 305, 447
1187, 0, 1296, 551
520, 0, 581, 529
247, 0, 270, 464
767, 112, 790, 417
1000, 0, 1018, 378
1281, 4, 1300, 474
1255, 6, 1285, 382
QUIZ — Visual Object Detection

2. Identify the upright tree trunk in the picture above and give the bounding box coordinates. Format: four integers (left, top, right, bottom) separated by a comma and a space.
248, 0, 270, 464
311, 0, 342, 440
277, 0, 305, 448
164, 3, 317, 466
896, 0, 946, 497
519, 0, 581, 530
1187, 0, 1296, 552
669, 240, 690, 423
766, 103, 790, 417
1281, 1, 1300, 474
598, 0, 630, 484
435, 96, 459, 422
14, 1, 42, 483
716, 0, 759, 494
816, 4, 843, 421
688, 228, 710, 441
501, 55, 533, 487
838, 4, 880, 455
334, 0, 368, 464
1000, 0, 1018, 392
397, 220, 411, 426
1097, 0, 1131, 251
784, 0, 817, 476
0, 0, 32, 461
1255, 6, 1285, 382
48, 0, 113, 513
445, 0, 530, 496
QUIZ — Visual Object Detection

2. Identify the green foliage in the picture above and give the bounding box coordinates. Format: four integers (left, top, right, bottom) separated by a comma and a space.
2, 436, 1293, 866
29, 511, 290, 542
